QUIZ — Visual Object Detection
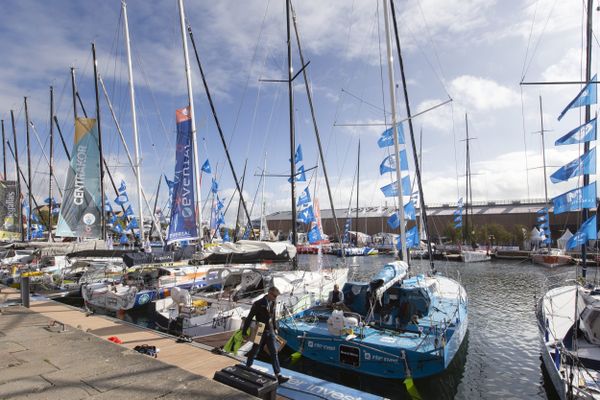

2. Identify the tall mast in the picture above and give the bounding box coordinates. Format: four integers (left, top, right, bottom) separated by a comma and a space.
290, 2, 344, 259
1, 120, 5, 179
10, 110, 24, 242
260, 153, 267, 240
234, 160, 248, 241
24, 97, 32, 241
355, 140, 360, 240
538, 96, 549, 205
177, 0, 203, 241
390, 0, 435, 267
581, 0, 593, 278
464, 113, 472, 244
71, 68, 78, 119
92, 43, 107, 240
286, 0, 298, 259
122, 0, 145, 242
383, 0, 407, 261
48, 86, 54, 242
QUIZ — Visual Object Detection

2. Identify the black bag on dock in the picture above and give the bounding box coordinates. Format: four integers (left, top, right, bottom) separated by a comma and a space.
213, 364, 277, 400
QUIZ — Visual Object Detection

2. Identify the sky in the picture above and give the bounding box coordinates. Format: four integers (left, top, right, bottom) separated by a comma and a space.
0, 0, 596, 226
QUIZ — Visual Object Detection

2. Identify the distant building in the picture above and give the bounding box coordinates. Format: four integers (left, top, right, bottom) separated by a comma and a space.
261, 199, 593, 241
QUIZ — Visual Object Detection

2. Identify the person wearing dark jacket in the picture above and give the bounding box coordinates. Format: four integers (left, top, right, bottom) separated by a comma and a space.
242, 286, 289, 384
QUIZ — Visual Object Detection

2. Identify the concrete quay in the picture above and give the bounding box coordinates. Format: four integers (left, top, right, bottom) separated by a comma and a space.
0, 290, 253, 399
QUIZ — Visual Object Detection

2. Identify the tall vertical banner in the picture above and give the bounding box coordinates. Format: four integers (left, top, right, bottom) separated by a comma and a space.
56, 118, 102, 238
0, 180, 21, 240
167, 107, 198, 243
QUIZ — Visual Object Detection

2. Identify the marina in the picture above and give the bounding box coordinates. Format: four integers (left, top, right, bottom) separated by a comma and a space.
1, 0, 600, 399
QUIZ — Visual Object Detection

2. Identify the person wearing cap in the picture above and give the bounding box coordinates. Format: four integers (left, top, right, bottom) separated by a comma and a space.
242, 286, 290, 384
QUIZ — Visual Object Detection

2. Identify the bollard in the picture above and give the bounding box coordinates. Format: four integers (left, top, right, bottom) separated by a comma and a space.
21, 276, 30, 308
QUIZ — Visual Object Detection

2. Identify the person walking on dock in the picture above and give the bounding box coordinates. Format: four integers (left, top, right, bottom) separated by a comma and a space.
242, 286, 289, 384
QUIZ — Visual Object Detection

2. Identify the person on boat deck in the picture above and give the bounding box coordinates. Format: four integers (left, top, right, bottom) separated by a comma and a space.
327, 284, 345, 306
242, 286, 290, 384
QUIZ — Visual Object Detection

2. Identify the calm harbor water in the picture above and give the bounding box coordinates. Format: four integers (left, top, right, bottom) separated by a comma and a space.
285, 254, 578, 400
58, 254, 587, 399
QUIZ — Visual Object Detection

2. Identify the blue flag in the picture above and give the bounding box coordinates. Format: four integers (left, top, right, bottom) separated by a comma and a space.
454, 222, 463, 229
566, 215, 597, 250
290, 145, 303, 164
124, 204, 134, 217
109, 214, 118, 225
120, 233, 128, 245
223, 229, 230, 242
453, 208, 463, 216
216, 197, 225, 211
201, 159, 212, 174
457, 197, 464, 207
104, 200, 113, 213
396, 226, 419, 250
44, 196, 56, 205
378, 124, 405, 148
387, 212, 400, 229
297, 187, 311, 207
298, 205, 316, 224
537, 207, 548, 214
537, 215, 547, 223
307, 225, 322, 244
380, 176, 411, 197
404, 201, 416, 221
118, 180, 127, 194
552, 181, 597, 214
539, 221, 549, 229
164, 175, 175, 189
556, 118, 597, 146
454, 215, 462, 223
211, 178, 219, 193
558, 75, 597, 121
288, 165, 307, 183
113, 224, 123, 234
114, 192, 129, 206
216, 213, 225, 226
379, 150, 409, 174
550, 147, 596, 183
126, 218, 139, 230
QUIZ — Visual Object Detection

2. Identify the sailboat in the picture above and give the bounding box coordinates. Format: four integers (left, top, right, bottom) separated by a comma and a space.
531, 96, 573, 268
537, 1, 600, 397
459, 114, 491, 263
278, 0, 468, 381
333, 141, 378, 257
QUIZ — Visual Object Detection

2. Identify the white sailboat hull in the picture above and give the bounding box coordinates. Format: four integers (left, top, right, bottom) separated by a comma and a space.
460, 250, 491, 263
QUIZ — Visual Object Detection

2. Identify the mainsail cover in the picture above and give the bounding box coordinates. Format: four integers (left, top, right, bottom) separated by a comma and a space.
56, 118, 102, 238
0, 180, 21, 240
166, 107, 198, 243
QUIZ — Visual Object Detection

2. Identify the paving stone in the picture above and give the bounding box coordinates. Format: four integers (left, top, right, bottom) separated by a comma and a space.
0, 359, 58, 385
0, 375, 52, 399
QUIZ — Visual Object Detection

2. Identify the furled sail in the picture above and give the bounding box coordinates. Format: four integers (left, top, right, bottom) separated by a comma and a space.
56, 118, 102, 238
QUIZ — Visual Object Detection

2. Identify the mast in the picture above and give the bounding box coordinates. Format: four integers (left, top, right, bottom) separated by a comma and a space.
1, 120, 5, 179
355, 140, 360, 243
48, 86, 54, 242
122, 0, 145, 242
383, 0, 407, 262
286, 0, 298, 261
464, 113, 472, 244
71, 68, 78, 119
290, 2, 344, 259
24, 97, 32, 241
390, 0, 435, 267
177, 0, 203, 241
260, 153, 267, 240
149, 178, 161, 240
53, 117, 71, 160
581, 0, 593, 278
10, 110, 24, 242
538, 96, 550, 247
186, 25, 256, 241
234, 160, 248, 241
92, 42, 107, 240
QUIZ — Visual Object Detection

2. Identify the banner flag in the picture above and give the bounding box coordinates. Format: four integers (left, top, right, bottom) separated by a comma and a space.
555, 118, 597, 146
166, 107, 199, 243
56, 118, 103, 238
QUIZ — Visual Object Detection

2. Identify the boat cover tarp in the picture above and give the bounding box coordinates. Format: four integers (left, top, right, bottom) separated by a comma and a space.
369, 261, 408, 300
198, 240, 296, 264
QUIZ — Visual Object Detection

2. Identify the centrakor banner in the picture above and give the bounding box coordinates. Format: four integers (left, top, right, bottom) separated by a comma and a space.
56, 118, 102, 238
0, 180, 21, 240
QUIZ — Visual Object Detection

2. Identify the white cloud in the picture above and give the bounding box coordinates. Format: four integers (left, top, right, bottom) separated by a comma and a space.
449, 75, 520, 111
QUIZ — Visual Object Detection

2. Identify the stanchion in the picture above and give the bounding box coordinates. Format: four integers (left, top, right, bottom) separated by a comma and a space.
21, 276, 30, 308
